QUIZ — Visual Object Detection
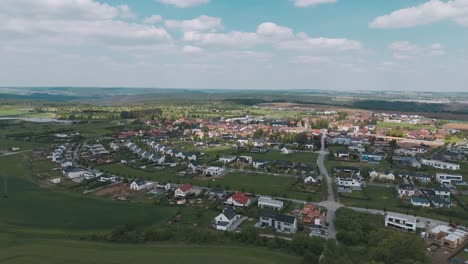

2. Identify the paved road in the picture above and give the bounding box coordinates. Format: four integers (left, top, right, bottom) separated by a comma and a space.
316, 132, 342, 239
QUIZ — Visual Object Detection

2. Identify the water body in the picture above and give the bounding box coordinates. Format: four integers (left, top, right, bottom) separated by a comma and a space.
0, 117, 73, 123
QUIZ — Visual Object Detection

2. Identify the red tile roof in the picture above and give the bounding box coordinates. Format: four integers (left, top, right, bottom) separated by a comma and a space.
178, 184, 192, 192
230, 192, 249, 205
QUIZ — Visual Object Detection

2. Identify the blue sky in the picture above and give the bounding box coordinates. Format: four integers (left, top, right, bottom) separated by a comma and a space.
0, 0, 467, 91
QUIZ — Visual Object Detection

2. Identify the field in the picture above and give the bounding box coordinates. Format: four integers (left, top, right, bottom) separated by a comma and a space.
376, 122, 435, 131
238, 150, 318, 164
0, 237, 301, 264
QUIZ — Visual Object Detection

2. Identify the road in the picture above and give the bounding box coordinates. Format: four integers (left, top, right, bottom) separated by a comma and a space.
0, 150, 32, 157
315, 131, 341, 239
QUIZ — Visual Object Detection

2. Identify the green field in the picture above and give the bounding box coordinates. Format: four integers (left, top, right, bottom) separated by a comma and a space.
239, 150, 318, 163
0, 237, 301, 264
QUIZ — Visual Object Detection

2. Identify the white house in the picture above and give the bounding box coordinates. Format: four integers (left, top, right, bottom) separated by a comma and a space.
385, 213, 417, 232
62, 167, 88, 180
203, 166, 225, 177
60, 160, 73, 168
258, 196, 284, 211
213, 207, 240, 231
436, 173, 463, 185
252, 160, 268, 169
434, 187, 451, 199
219, 156, 236, 164
303, 176, 319, 184
226, 192, 251, 207
259, 209, 297, 234
421, 159, 460, 170
397, 184, 417, 197
174, 184, 193, 198
328, 137, 352, 145
99, 175, 118, 182
156, 182, 171, 191
281, 147, 294, 154
337, 177, 362, 190
130, 179, 148, 191
369, 170, 395, 181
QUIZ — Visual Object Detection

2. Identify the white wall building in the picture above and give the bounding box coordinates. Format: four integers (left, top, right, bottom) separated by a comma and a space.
436, 173, 463, 185
421, 159, 460, 170
258, 196, 284, 210
385, 213, 417, 232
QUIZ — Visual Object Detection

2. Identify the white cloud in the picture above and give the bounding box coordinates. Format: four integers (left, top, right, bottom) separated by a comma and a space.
165, 15, 222, 32
182, 45, 204, 54
292, 0, 337, 8
184, 22, 361, 52
369, 0, 468, 29
389, 41, 445, 59
144, 15, 163, 24
157, 0, 209, 8
289, 56, 331, 64
0, 0, 171, 48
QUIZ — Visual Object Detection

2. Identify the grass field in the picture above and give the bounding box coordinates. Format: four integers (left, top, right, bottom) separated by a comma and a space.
0, 236, 301, 264
238, 150, 318, 164
376, 121, 435, 131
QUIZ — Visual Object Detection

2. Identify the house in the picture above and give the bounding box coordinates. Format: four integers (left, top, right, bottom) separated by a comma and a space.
281, 147, 294, 154
252, 160, 268, 169
397, 183, 417, 197
334, 166, 361, 175
398, 171, 432, 183
156, 182, 171, 191
60, 160, 73, 168
251, 146, 268, 153
410, 197, 431, 207
436, 173, 463, 185
360, 153, 383, 163
203, 166, 225, 177
303, 175, 319, 184
328, 137, 352, 145
257, 196, 284, 210
237, 156, 253, 164
237, 138, 249, 145
185, 152, 199, 161
335, 150, 349, 159
337, 177, 362, 191
213, 207, 241, 231
369, 170, 395, 181
99, 175, 118, 182
421, 159, 460, 170
253, 139, 266, 147
219, 156, 236, 164
392, 156, 422, 168
385, 213, 417, 232
174, 184, 193, 198
304, 141, 314, 150
258, 209, 297, 234
62, 167, 88, 180
428, 225, 468, 249
434, 187, 451, 199
300, 204, 322, 225
130, 178, 148, 191
226, 192, 251, 207
208, 187, 226, 199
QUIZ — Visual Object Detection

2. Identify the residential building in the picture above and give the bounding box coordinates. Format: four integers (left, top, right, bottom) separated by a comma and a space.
213, 207, 240, 231
385, 213, 417, 232
259, 209, 297, 234
257, 196, 284, 210
303, 175, 319, 184
226, 192, 251, 207
337, 177, 362, 190
252, 160, 268, 169
410, 197, 431, 207
174, 184, 193, 198
219, 156, 236, 164
237, 156, 253, 164
370, 170, 395, 181
203, 166, 225, 177
428, 225, 468, 249
421, 159, 460, 170
208, 187, 226, 199
399, 171, 432, 183
436, 173, 463, 185
392, 156, 422, 168
397, 183, 417, 197
130, 178, 148, 191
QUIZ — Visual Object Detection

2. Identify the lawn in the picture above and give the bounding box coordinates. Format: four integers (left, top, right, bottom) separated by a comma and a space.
0, 154, 179, 234
0, 138, 48, 151
340, 186, 400, 210
239, 150, 318, 164
0, 236, 301, 264
376, 121, 436, 131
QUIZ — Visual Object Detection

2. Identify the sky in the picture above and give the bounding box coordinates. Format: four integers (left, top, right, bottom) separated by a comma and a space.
0, 0, 467, 91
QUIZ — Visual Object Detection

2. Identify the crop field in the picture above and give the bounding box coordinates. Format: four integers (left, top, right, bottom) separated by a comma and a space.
0, 237, 301, 264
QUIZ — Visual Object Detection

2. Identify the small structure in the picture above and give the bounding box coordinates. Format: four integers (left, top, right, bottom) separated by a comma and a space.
208, 187, 226, 199
281, 147, 294, 154
203, 166, 225, 177
130, 178, 148, 191
410, 196, 431, 207
257, 196, 284, 211
303, 175, 319, 184
397, 183, 417, 197
174, 184, 193, 198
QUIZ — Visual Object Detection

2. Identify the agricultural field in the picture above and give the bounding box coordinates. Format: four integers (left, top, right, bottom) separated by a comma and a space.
0, 237, 302, 264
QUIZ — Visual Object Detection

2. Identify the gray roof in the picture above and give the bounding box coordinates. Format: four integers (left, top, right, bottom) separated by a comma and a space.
222, 207, 237, 220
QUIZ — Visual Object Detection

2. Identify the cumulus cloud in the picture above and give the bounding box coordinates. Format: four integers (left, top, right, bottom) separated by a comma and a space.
157, 0, 209, 8
144, 15, 163, 24
0, 0, 171, 48
182, 45, 204, 54
369, 0, 468, 28
184, 22, 361, 52
165, 15, 223, 32
292, 0, 337, 7
389, 41, 445, 59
